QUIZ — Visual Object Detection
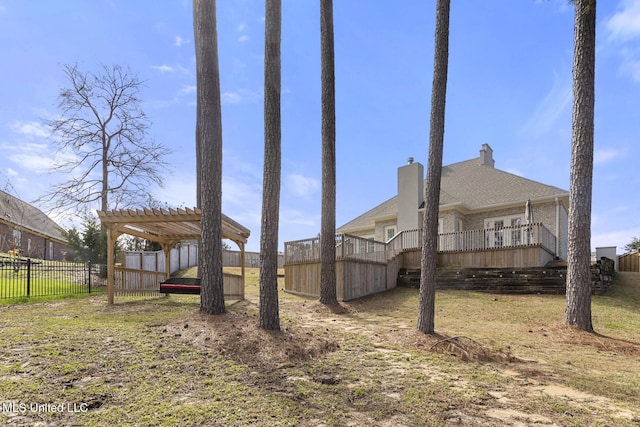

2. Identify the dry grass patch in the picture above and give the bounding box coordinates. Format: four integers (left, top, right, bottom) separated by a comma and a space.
1, 269, 640, 426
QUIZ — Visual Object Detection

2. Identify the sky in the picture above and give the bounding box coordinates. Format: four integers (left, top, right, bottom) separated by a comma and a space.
1, 0, 640, 254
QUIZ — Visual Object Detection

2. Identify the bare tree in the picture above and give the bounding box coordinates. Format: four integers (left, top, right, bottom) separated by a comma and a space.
40, 63, 171, 216
319, 0, 338, 306
565, 0, 596, 332
194, 0, 225, 315
259, 0, 282, 330
418, 0, 450, 334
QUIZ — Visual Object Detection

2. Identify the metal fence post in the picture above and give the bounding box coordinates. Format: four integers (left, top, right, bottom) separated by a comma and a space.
88, 261, 92, 294
26, 258, 31, 297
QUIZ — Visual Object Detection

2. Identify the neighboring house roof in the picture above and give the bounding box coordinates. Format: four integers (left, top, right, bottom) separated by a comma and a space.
338, 157, 569, 233
0, 190, 67, 243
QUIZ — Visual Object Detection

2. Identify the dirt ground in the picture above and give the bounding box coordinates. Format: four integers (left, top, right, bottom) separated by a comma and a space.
163, 281, 640, 426
2, 271, 640, 426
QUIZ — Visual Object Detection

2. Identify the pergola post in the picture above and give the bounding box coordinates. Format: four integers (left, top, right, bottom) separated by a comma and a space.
240, 242, 246, 287
106, 227, 121, 305
161, 243, 173, 280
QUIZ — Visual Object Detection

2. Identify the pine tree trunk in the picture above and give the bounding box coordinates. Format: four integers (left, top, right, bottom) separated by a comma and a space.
418, 0, 450, 334
319, 0, 337, 306
259, 0, 282, 330
193, 0, 225, 315
565, 0, 596, 332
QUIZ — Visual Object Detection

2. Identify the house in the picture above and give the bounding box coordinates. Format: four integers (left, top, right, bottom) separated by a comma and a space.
284, 144, 570, 301
337, 144, 569, 264
0, 190, 69, 260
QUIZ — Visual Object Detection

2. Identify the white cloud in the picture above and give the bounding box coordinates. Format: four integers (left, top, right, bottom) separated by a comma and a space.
8, 153, 55, 172
281, 208, 318, 227
221, 89, 261, 105
220, 176, 262, 233
286, 173, 320, 198
174, 36, 185, 47
10, 120, 50, 139
238, 23, 247, 32
179, 85, 196, 95
152, 64, 174, 73
606, 0, 640, 41
592, 226, 640, 253
222, 176, 262, 212
154, 176, 197, 208
521, 72, 572, 136
222, 92, 243, 104
5, 168, 18, 177
147, 85, 197, 110
0, 4, 6, 14
604, 1, 640, 82
617, 46, 640, 82
153, 64, 191, 77
503, 167, 524, 177
594, 147, 622, 164
238, 35, 250, 43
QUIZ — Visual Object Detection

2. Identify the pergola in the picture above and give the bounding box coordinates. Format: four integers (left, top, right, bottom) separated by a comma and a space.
97, 207, 251, 304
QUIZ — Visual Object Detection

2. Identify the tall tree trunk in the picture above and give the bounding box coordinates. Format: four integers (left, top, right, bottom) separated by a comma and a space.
196, 106, 202, 209
193, 0, 225, 315
101, 141, 109, 213
259, 0, 282, 330
319, 0, 337, 305
566, 0, 596, 332
418, 0, 450, 334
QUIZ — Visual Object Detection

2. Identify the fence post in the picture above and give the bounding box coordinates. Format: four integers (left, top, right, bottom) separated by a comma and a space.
26, 258, 31, 297
88, 261, 92, 294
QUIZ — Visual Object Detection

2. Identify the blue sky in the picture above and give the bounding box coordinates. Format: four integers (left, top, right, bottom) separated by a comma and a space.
1, 0, 639, 253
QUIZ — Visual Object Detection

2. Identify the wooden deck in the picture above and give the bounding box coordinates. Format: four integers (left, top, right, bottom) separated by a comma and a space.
284, 224, 559, 300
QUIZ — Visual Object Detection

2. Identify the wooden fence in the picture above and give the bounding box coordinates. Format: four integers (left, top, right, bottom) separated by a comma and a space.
114, 267, 244, 300
222, 250, 284, 269
114, 267, 166, 296
123, 242, 198, 274
619, 252, 640, 272
285, 258, 398, 301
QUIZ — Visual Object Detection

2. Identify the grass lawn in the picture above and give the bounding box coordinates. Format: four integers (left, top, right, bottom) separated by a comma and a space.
0, 269, 639, 426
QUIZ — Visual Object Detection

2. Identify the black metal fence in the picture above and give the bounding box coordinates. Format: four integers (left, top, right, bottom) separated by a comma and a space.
0, 257, 107, 300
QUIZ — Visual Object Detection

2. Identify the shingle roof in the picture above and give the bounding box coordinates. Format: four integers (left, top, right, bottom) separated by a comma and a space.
0, 190, 67, 243
337, 157, 568, 232
440, 159, 568, 209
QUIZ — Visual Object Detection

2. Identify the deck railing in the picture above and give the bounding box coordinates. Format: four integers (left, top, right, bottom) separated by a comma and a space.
284, 222, 556, 264
437, 222, 555, 254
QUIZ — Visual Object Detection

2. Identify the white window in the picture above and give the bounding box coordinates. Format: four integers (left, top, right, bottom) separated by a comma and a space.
12, 229, 21, 247
357, 237, 376, 254
384, 226, 396, 242
485, 214, 525, 248
510, 218, 522, 245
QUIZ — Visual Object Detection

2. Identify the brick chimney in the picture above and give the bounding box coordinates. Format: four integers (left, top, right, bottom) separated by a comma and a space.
479, 143, 495, 167
397, 157, 424, 232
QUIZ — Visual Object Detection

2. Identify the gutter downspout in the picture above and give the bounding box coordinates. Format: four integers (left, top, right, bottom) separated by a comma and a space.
555, 197, 560, 258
